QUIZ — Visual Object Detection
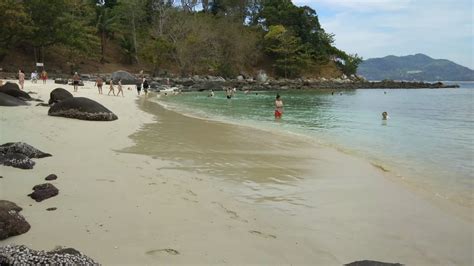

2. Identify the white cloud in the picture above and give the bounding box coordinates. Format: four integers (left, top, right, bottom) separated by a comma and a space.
293, 0, 412, 12
310, 0, 474, 68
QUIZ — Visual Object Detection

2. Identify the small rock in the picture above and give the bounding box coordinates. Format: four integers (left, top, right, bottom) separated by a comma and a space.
28, 183, 59, 202
46, 207, 57, 211
45, 174, 58, 181
345, 260, 403, 266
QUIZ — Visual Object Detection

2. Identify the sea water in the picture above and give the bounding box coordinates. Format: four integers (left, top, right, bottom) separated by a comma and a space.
157, 82, 474, 207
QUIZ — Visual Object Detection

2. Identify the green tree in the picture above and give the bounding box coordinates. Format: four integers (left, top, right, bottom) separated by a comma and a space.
0, 0, 32, 61
95, 6, 118, 63
264, 25, 308, 78
115, 0, 148, 64
24, 0, 98, 64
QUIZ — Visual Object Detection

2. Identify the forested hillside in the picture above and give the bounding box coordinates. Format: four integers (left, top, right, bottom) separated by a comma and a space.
0, 0, 361, 78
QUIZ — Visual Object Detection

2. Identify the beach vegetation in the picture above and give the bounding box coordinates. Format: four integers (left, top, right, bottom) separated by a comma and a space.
2, 0, 361, 78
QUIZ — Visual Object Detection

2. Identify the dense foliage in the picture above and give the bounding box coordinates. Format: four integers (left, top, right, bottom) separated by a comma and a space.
2, 0, 362, 77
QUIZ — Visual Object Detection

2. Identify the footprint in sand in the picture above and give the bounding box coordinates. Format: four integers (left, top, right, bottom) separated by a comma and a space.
182, 197, 198, 203
186, 190, 197, 196
213, 202, 248, 223
96, 179, 115, 183
249, 230, 277, 239
145, 249, 180, 256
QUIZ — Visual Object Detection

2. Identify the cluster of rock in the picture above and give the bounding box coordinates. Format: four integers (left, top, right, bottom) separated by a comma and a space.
46, 70, 459, 92
163, 75, 459, 92
0, 142, 51, 169
0, 245, 98, 265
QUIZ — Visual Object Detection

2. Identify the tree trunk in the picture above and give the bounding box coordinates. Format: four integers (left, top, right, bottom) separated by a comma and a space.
100, 31, 106, 64
131, 10, 139, 64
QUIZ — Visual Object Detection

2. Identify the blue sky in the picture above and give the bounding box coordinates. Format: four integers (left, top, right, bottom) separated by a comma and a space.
293, 0, 474, 69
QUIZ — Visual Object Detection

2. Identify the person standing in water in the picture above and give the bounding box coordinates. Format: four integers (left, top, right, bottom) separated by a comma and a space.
275, 94, 283, 119
18, 70, 25, 90
72, 72, 80, 92
382, 111, 389, 120
143, 78, 149, 95
108, 79, 116, 96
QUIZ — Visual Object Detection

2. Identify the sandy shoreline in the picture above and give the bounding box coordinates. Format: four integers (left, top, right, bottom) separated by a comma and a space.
1, 80, 472, 265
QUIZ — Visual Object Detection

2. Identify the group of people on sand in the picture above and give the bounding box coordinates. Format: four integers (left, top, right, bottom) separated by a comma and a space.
94, 76, 124, 96
93, 76, 149, 97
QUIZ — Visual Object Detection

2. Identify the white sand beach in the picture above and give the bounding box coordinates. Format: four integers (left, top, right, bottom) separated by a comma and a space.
0, 80, 472, 265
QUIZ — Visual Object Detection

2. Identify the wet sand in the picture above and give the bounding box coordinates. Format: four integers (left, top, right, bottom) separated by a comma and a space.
0, 80, 472, 265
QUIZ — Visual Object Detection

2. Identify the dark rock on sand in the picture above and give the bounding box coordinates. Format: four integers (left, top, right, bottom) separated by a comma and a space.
0, 92, 28, 106
0, 142, 52, 158
0, 152, 35, 169
46, 207, 57, 211
28, 183, 59, 202
45, 174, 58, 180
48, 97, 118, 121
48, 88, 73, 105
111, 70, 138, 85
0, 200, 31, 240
345, 260, 403, 266
55, 78, 69, 84
0, 82, 32, 100
0, 245, 98, 265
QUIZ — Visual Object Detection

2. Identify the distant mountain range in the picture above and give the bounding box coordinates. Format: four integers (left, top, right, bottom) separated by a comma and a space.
357, 54, 474, 81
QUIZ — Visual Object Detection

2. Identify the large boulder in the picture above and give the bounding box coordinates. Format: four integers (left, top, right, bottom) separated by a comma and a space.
0, 82, 32, 100
0, 245, 99, 265
0, 92, 28, 106
111, 70, 138, 85
48, 97, 118, 121
0, 152, 35, 169
48, 88, 73, 105
28, 183, 59, 202
0, 201, 31, 240
0, 142, 52, 158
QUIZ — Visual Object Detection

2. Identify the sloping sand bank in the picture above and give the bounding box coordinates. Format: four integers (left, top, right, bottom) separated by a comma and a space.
0, 80, 472, 265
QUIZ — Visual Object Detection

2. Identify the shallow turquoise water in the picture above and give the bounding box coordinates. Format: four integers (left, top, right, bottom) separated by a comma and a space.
158, 82, 474, 205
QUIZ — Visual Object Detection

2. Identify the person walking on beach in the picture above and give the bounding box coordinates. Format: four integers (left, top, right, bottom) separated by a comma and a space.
117, 79, 124, 97
95, 76, 104, 94
108, 79, 116, 96
41, 70, 48, 84
18, 70, 25, 90
274, 94, 283, 119
143, 78, 149, 96
31, 70, 38, 83
72, 72, 80, 92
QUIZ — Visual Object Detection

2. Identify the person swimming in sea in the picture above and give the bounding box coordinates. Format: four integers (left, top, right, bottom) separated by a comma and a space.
275, 94, 283, 119
382, 111, 389, 120
208, 89, 214, 97
226, 88, 232, 99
